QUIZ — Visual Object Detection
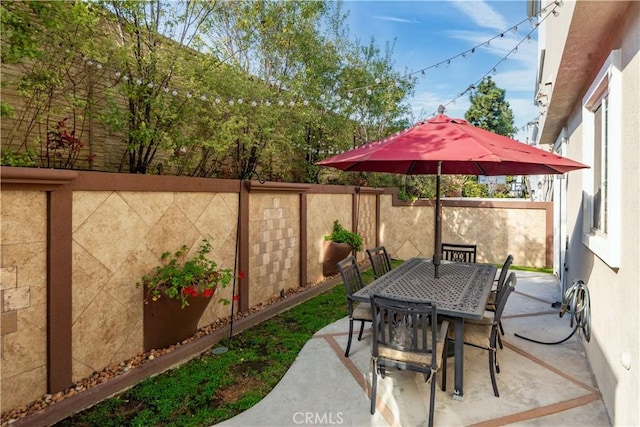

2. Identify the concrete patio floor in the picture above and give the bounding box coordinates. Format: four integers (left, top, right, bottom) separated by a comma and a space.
217, 271, 611, 427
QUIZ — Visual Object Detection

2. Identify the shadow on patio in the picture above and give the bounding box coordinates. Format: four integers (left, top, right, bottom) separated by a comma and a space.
217, 271, 611, 427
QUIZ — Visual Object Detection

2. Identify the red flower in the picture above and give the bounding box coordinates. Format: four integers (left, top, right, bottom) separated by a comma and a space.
182, 285, 198, 297
201, 288, 214, 298
238, 271, 246, 280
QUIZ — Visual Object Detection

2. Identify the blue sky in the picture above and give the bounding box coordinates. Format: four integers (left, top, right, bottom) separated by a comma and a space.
341, 0, 539, 142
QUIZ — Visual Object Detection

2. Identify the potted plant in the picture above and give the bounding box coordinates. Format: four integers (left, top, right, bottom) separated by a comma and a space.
138, 238, 237, 350
322, 220, 363, 276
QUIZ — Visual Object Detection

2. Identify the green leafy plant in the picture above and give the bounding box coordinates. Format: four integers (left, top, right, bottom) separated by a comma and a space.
324, 219, 363, 252
138, 238, 239, 308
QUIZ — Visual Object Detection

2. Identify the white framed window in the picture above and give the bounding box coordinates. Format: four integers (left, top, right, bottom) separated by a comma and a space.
581, 50, 621, 268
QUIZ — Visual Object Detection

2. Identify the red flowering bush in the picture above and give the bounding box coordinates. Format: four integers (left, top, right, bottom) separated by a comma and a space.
138, 238, 237, 308
45, 118, 96, 169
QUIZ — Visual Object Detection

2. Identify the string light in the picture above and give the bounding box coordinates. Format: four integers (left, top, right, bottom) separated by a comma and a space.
65, 0, 562, 123
426, 0, 562, 127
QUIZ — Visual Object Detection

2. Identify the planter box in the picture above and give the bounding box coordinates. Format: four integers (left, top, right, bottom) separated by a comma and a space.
143, 293, 212, 351
322, 241, 353, 276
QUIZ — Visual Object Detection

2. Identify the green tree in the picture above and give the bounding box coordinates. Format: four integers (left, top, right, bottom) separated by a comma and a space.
2, 0, 415, 181
1, 0, 114, 169
464, 76, 517, 197
465, 76, 516, 137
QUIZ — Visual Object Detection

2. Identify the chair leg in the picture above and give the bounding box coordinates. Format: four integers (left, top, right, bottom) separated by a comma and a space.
428, 372, 436, 427
441, 341, 447, 391
499, 321, 505, 336
489, 349, 500, 397
357, 320, 366, 341
370, 362, 378, 414
497, 332, 504, 350
345, 318, 354, 357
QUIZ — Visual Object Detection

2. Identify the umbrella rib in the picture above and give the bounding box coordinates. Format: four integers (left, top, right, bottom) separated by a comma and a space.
475, 162, 487, 176
407, 161, 417, 175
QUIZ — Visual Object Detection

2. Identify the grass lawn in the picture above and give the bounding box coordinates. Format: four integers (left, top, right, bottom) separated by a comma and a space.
55, 261, 547, 426
56, 263, 383, 426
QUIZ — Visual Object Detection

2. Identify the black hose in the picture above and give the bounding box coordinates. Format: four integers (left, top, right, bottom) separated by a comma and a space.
515, 279, 591, 345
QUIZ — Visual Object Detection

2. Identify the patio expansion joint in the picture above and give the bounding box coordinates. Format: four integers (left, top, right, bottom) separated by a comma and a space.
320, 333, 400, 427
467, 393, 603, 427
513, 289, 557, 305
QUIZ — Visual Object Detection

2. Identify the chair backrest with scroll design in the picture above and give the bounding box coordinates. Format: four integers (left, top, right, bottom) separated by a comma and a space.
369, 294, 449, 426
366, 246, 392, 279
441, 243, 477, 263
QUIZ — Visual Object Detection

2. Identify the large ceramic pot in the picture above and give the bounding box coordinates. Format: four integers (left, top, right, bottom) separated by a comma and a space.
322, 240, 353, 277
143, 290, 213, 351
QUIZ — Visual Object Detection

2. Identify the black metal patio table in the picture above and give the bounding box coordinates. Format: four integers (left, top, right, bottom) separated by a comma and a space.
353, 257, 497, 400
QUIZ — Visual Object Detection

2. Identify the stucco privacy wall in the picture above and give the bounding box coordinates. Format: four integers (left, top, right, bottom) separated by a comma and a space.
355, 192, 379, 257
1, 168, 552, 414
248, 193, 300, 307
379, 193, 550, 267
1, 191, 48, 412
69, 190, 239, 382
306, 192, 355, 280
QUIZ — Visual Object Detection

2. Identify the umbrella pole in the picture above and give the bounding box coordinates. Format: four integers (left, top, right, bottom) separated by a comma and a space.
434, 161, 442, 278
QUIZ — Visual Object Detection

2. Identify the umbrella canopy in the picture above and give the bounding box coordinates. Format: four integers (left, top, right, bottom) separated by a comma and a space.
317, 113, 589, 277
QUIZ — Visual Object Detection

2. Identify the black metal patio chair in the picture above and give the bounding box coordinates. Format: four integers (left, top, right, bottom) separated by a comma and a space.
447, 272, 516, 397
336, 255, 372, 357
486, 254, 514, 339
366, 246, 392, 279
369, 294, 449, 427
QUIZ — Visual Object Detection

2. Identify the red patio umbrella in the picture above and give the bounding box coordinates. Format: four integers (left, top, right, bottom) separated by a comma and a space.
317, 111, 589, 277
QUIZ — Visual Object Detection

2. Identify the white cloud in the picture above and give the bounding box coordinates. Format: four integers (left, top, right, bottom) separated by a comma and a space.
450, 0, 508, 31
371, 15, 418, 24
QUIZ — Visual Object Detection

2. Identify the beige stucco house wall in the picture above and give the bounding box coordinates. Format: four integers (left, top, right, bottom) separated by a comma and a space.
534, 1, 639, 425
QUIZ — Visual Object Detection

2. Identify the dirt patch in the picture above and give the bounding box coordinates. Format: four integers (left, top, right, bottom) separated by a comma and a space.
214, 377, 264, 404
